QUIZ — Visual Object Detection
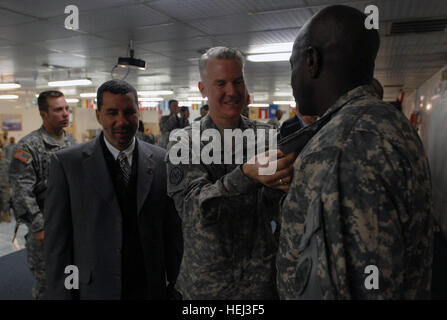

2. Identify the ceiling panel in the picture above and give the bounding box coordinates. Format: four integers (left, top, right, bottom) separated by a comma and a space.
0, 0, 131, 19
189, 10, 310, 35
0, 20, 74, 43
0, 7, 37, 26
100, 23, 205, 43
47, 4, 173, 34
0, 0, 445, 101
147, 0, 312, 20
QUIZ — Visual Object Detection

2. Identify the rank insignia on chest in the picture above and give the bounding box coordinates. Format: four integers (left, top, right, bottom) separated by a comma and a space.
13, 149, 32, 164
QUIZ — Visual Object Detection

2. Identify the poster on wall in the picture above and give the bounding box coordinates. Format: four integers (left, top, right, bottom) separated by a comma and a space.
1, 114, 22, 131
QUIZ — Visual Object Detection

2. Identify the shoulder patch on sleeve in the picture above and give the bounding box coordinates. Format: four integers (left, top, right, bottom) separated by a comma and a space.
13, 149, 32, 164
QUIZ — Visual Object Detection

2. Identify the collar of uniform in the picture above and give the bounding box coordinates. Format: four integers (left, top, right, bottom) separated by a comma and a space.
201, 113, 254, 131
103, 135, 135, 161
278, 84, 376, 155
39, 125, 68, 147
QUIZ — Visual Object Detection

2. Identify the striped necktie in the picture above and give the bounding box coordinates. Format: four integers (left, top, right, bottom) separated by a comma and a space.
117, 152, 131, 186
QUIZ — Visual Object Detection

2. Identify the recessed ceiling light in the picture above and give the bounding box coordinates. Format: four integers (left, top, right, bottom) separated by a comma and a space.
274, 100, 296, 106
48, 79, 92, 87
248, 42, 293, 54
139, 97, 163, 102
0, 95, 19, 100
138, 90, 173, 96
187, 97, 207, 101
248, 103, 270, 107
274, 92, 293, 97
80, 93, 97, 98
247, 53, 291, 62
0, 83, 21, 90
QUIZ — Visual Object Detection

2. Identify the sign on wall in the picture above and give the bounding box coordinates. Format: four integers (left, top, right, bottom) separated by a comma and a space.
1, 114, 22, 131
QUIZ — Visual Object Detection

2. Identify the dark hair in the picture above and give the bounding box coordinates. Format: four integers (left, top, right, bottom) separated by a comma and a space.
201, 104, 209, 111
37, 91, 64, 112
97, 79, 138, 111
180, 106, 189, 112
168, 100, 178, 107
138, 120, 145, 132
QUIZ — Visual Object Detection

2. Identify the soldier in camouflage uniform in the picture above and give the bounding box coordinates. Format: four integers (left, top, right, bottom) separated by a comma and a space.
166, 47, 295, 299
158, 100, 181, 149
277, 5, 434, 299
9, 91, 77, 299
0, 149, 11, 222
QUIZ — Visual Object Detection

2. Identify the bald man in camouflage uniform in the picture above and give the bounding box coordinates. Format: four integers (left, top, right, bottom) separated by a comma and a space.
166, 47, 295, 299
9, 91, 76, 299
277, 5, 433, 299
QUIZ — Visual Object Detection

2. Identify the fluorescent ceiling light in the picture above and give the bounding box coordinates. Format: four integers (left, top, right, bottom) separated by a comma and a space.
0, 83, 21, 90
66, 98, 79, 103
187, 97, 207, 101
140, 102, 160, 107
139, 97, 163, 102
48, 79, 92, 87
274, 92, 293, 97
274, 100, 296, 106
178, 102, 193, 106
248, 103, 269, 107
80, 93, 97, 98
0, 95, 19, 100
248, 42, 293, 54
138, 90, 173, 96
247, 53, 291, 62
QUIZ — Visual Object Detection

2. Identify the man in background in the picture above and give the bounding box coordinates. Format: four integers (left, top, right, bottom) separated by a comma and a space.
267, 110, 283, 129
179, 106, 190, 128
158, 100, 181, 149
194, 104, 209, 121
4, 136, 17, 162
9, 90, 76, 299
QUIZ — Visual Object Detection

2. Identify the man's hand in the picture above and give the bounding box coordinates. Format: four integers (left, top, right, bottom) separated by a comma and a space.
242, 150, 297, 192
34, 230, 44, 245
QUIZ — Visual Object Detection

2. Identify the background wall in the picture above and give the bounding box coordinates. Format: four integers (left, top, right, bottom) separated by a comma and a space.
404, 63, 447, 236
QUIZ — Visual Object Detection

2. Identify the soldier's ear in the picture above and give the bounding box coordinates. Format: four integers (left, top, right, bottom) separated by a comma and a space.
39, 110, 48, 121
306, 46, 320, 79
96, 109, 102, 125
198, 81, 206, 98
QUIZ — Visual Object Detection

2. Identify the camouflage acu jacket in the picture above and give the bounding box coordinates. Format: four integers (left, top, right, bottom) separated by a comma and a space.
277, 85, 434, 299
166, 114, 282, 299
9, 126, 77, 233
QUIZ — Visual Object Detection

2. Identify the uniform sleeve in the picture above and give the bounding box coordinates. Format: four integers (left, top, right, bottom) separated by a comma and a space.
166, 142, 260, 227
160, 115, 180, 133
8, 143, 43, 232
44, 152, 76, 299
316, 130, 430, 299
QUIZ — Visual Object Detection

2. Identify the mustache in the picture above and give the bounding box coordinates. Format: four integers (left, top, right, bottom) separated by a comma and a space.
112, 126, 132, 133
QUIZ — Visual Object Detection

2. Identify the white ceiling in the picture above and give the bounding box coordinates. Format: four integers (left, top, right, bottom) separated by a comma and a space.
0, 0, 446, 105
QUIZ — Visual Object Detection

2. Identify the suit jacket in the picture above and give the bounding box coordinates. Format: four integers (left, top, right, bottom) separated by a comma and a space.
44, 135, 183, 300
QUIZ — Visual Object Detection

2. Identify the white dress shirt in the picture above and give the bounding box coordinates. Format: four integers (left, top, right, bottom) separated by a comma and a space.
103, 135, 135, 166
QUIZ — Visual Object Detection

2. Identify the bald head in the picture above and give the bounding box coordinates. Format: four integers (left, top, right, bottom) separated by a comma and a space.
290, 5, 380, 116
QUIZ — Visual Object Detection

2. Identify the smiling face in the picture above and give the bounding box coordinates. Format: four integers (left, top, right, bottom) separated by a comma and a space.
199, 58, 247, 127
96, 91, 139, 150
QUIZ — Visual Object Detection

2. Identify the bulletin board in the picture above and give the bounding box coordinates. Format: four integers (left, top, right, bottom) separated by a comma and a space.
1, 114, 22, 131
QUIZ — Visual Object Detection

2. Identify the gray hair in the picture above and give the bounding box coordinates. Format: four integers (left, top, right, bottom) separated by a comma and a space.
199, 46, 245, 81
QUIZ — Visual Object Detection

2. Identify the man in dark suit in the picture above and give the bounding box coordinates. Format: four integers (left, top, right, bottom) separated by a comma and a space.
44, 79, 183, 300
279, 110, 318, 139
